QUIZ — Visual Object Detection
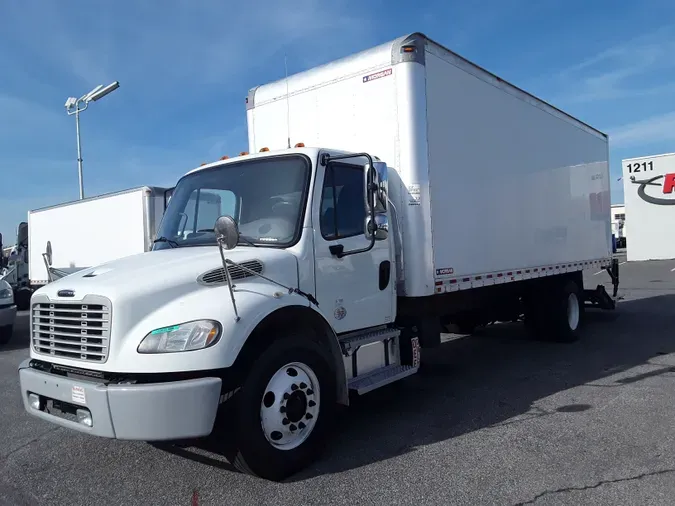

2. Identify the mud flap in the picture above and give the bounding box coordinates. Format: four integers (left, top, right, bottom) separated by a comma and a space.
583, 285, 616, 310
606, 258, 620, 298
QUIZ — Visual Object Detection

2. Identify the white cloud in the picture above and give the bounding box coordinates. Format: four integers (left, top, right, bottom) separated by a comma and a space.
2, 0, 371, 97
608, 111, 675, 149
548, 23, 675, 104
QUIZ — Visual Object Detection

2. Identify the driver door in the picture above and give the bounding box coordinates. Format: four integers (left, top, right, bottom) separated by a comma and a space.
312, 158, 394, 334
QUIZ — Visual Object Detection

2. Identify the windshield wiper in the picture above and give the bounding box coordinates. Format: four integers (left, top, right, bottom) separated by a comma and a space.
153, 236, 179, 248
196, 229, 258, 247
237, 235, 259, 247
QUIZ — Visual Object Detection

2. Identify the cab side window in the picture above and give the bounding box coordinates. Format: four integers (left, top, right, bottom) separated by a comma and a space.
320, 163, 365, 240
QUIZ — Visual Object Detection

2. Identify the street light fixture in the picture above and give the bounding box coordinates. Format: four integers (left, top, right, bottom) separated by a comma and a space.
65, 81, 120, 199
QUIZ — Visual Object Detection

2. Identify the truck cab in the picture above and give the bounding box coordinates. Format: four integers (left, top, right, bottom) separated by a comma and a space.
18, 146, 415, 481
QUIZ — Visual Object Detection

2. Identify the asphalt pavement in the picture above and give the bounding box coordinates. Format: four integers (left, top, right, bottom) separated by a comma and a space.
2, 257, 675, 505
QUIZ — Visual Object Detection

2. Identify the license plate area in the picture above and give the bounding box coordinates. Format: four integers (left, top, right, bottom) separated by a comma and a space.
44, 398, 80, 422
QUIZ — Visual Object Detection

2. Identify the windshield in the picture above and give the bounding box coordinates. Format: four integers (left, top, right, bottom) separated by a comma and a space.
154, 154, 311, 249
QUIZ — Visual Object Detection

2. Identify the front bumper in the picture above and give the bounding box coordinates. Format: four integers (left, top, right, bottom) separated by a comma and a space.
0, 304, 17, 327
17, 359, 222, 440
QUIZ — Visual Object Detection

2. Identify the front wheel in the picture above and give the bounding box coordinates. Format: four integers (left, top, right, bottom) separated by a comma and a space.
229, 336, 336, 481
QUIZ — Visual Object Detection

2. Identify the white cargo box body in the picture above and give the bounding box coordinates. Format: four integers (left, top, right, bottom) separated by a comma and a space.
247, 32, 612, 297
621, 152, 675, 261
28, 186, 170, 285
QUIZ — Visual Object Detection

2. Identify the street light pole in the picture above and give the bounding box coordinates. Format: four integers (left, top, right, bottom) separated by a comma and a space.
75, 104, 84, 199
65, 81, 120, 200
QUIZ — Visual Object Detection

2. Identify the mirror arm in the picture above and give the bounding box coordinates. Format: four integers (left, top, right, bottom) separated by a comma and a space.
223, 258, 319, 306
217, 240, 241, 322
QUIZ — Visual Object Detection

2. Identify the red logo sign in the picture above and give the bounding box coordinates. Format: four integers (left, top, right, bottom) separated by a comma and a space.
631, 173, 675, 205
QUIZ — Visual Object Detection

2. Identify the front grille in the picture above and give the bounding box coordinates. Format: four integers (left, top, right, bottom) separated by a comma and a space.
31, 296, 111, 363
198, 260, 264, 285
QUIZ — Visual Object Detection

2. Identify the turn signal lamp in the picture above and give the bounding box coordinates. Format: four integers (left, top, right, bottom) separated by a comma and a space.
240, 151, 249, 156
259, 147, 270, 152
295, 142, 305, 148
220, 155, 229, 160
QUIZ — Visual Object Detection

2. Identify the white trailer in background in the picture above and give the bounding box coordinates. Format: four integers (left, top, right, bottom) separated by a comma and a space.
610, 203, 626, 248
622, 152, 675, 261
19, 32, 619, 482
28, 186, 171, 287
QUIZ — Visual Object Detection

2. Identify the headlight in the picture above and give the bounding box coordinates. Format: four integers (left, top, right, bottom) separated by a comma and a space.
0, 288, 12, 300
137, 320, 221, 354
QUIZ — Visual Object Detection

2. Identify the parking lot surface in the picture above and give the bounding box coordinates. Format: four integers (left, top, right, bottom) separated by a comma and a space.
2, 256, 675, 505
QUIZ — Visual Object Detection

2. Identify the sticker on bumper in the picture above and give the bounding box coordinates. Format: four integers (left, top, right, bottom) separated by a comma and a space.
72, 385, 86, 405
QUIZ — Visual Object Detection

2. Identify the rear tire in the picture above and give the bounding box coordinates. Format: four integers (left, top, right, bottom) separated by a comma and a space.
15, 289, 31, 311
525, 278, 583, 343
0, 325, 12, 346
228, 335, 336, 481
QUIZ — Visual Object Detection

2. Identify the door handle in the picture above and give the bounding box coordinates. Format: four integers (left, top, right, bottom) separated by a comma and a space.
329, 244, 344, 257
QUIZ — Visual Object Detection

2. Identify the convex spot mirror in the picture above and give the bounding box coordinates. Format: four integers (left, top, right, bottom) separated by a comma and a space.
365, 214, 389, 241
214, 215, 239, 250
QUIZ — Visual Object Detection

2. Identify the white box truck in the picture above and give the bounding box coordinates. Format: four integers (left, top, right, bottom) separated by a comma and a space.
28, 186, 171, 289
18, 33, 619, 481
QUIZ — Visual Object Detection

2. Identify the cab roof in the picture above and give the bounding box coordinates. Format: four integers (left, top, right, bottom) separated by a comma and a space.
184, 146, 324, 176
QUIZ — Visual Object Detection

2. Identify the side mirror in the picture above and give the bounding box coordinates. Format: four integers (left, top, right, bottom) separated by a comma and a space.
214, 215, 239, 250
364, 161, 388, 213
365, 214, 389, 241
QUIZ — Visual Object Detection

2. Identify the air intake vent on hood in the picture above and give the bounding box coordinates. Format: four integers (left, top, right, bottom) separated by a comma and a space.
198, 260, 264, 285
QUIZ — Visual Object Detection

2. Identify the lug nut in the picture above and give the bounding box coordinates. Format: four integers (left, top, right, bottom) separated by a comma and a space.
298, 422, 306, 429
291, 384, 299, 391
306, 389, 314, 395
280, 406, 286, 413
308, 400, 316, 407
299, 382, 307, 389
305, 413, 313, 420
282, 418, 290, 425
290, 424, 297, 432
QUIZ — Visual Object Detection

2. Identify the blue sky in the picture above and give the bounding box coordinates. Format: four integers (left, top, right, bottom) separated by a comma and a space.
1, 0, 675, 243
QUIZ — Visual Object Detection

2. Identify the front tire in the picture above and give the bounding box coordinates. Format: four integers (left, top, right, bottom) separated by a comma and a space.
230, 335, 336, 481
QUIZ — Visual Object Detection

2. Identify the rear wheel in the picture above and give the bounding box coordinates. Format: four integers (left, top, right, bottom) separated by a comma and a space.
0, 325, 12, 346
229, 335, 336, 481
525, 278, 583, 343
15, 289, 32, 311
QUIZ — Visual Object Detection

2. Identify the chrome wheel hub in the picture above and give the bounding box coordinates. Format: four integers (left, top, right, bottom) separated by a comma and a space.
260, 361, 320, 450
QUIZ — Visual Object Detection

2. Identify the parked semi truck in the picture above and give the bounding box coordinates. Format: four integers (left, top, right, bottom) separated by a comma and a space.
0, 222, 30, 310
18, 33, 619, 481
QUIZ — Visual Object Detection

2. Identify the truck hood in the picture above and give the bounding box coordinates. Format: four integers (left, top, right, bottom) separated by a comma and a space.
35, 246, 300, 302
29, 245, 308, 373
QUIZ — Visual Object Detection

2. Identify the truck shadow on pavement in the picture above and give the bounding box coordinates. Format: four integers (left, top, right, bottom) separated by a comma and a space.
161, 294, 675, 482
